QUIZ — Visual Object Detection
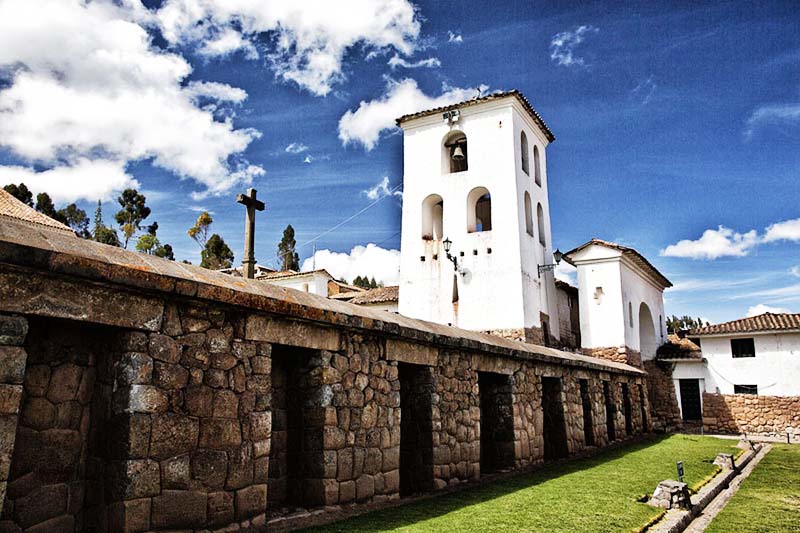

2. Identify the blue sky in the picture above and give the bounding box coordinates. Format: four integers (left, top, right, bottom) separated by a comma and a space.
0, 0, 798, 324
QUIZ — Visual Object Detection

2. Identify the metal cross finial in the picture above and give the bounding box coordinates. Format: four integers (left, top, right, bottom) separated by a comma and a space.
236, 188, 265, 279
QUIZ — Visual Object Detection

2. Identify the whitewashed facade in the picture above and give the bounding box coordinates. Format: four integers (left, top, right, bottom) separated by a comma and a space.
397, 92, 560, 341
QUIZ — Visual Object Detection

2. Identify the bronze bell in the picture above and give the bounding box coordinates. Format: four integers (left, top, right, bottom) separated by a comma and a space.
451, 144, 465, 161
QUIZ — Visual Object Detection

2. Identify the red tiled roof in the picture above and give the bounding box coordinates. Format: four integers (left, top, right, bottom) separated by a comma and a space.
563, 238, 672, 288
257, 269, 332, 281
338, 286, 399, 305
0, 189, 75, 236
692, 312, 800, 336
656, 334, 702, 360
395, 90, 555, 142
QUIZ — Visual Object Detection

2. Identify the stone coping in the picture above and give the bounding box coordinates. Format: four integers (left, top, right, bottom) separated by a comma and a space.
0, 218, 642, 376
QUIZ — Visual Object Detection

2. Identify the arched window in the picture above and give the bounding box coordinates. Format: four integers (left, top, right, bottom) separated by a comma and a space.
421, 194, 444, 240
443, 131, 468, 173
534, 145, 541, 186
520, 131, 530, 175
536, 203, 546, 246
524, 192, 534, 236
467, 187, 492, 233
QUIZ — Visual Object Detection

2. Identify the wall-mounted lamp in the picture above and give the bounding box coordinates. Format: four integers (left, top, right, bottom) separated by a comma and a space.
538, 249, 563, 277
443, 237, 466, 275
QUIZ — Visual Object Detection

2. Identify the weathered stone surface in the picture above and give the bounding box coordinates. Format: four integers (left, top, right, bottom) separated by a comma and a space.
108, 497, 151, 533
13, 483, 67, 529
0, 315, 27, 346
162, 454, 191, 490
113, 385, 168, 414
0, 386, 22, 416
199, 419, 242, 450
185, 385, 213, 417
149, 334, 181, 364
25, 514, 73, 533
386, 339, 437, 366
213, 390, 239, 418
150, 414, 199, 459
151, 490, 207, 529
116, 352, 153, 386
245, 315, 340, 351
0, 347, 26, 384
235, 484, 267, 520
191, 450, 228, 489
225, 444, 253, 490
22, 365, 49, 397
111, 460, 160, 500
46, 364, 83, 403
207, 490, 234, 527
153, 361, 188, 390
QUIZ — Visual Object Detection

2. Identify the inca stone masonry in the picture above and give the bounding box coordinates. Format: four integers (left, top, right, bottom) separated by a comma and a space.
0, 217, 658, 532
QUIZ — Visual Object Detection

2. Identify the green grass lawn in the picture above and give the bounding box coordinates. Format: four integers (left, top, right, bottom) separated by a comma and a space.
306, 435, 738, 533
705, 444, 800, 533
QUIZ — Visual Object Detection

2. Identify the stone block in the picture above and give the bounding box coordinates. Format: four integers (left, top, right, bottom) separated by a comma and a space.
207, 491, 234, 527
23, 365, 49, 397
150, 414, 199, 460
213, 390, 239, 419
13, 483, 67, 529
192, 450, 228, 489
225, 444, 254, 490
245, 315, 340, 351
235, 484, 267, 520
648, 479, 692, 510
153, 362, 189, 390
25, 514, 73, 533
116, 352, 153, 386
151, 490, 207, 529
382, 446, 399, 471
337, 449, 353, 481
108, 497, 151, 533
251, 356, 270, 375
339, 480, 356, 503
0, 347, 26, 384
0, 315, 27, 346
355, 474, 375, 501
0, 387, 22, 418
185, 385, 213, 417
161, 454, 191, 490
111, 460, 160, 501
199, 418, 242, 450
364, 448, 382, 475
249, 412, 271, 441
148, 334, 181, 364
113, 385, 168, 414
254, 456, 269, 483
54, 401, 82, 429
383, 469, 400, 494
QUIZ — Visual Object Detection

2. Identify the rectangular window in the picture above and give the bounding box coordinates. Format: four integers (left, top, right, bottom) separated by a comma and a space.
731, 338, 755, 358
734, 384, 758, 395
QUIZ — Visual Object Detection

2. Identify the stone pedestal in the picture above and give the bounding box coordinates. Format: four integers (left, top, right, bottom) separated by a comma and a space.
713, 453, 736, 471
648, 479, 692, 510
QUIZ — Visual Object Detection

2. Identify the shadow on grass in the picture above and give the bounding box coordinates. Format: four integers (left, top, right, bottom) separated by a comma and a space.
305, 435, 682, 532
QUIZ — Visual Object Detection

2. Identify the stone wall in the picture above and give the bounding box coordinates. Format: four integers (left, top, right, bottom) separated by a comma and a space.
582, 346, 642, 368
702, 392, 800, 437
0, 219, 650, 531
642, 360, 682, 432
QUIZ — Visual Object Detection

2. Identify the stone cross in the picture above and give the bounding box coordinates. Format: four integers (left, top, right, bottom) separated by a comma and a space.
236, 188, 265, 279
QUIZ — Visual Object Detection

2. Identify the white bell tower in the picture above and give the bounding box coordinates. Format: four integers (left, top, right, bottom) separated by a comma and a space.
397, 91, 560, 345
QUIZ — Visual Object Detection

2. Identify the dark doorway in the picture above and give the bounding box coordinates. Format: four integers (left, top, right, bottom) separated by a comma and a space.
604, 381, 616, 442
579, 379, 595, 446
621, 383, 633, 436
399, 363, 434, 497
269, 345, 323, 509
479, 372, 515, 473
638, 384, 648, 431
541, 377, 569, 460
679, 379, 702, 421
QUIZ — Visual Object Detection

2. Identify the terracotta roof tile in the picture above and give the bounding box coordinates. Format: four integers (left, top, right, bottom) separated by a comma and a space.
0, 189, 75, 236
342, 286, 399, 305
656, 334, 702, 360
692, 312, 800, 336
395, 90, 555, 142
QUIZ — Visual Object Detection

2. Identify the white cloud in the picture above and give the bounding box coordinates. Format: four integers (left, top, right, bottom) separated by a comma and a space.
387, 54, 441, 70
0, 0, 262, 201
555, 261, 576, 285
0, 159, 138, 203
285, 142, 309, 154
763, 218, 800, 243
301, 243, 400, 285
729, 283, 800, 304
632, 75, 656, 106
447, 31, 463, 44
363, 176, 402, 200
550, 25, 598, 67
746, 304, 791, 317
790, 266, 800, 278
155, 0, 421, 96
660, 226, 759, 260
338, 78, 487, 150
303, 155, 314, 164
745, 103, 800, 138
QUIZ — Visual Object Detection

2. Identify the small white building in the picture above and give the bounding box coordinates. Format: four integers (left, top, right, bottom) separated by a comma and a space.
666, 313, 800, 421
397, 91, 561, 344
564, 239, 671, 366
254, 269, 362, 298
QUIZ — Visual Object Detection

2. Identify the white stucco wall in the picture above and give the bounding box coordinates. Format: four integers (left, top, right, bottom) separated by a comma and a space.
262, 272, 331, 297
571, 245, 667, 357
696, 332, 800, 396
397, 97, 559, 335
358, 301, 399, 313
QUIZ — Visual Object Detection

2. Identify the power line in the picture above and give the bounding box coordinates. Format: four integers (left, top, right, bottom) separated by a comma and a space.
266, 183, 403, 268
